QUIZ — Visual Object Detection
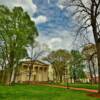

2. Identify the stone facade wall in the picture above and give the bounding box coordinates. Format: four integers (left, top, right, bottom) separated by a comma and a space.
15, 61, 49, 83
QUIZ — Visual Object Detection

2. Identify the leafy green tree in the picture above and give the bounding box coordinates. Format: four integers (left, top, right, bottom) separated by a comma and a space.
0, 5, 38, 84
82, 43, 97, 83
69, 50, 86, 83
43, 49, 71, 83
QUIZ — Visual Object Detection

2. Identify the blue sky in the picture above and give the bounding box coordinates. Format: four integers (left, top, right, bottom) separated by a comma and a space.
0, 0, 94, 51
32, 0, 75, 50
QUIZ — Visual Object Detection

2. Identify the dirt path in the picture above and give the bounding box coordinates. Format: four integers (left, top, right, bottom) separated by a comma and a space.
34, 83, 98, 93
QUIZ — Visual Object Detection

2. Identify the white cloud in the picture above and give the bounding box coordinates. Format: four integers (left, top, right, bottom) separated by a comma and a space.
0, 0, 37, 16
57, 4, 65, 10
32, 15, 48, 24
48, 0, 50, 4
36, 30, 74, 51
57, 0, 66, 10
47, 38, 62, 50
49, 38, 62, 43
36, 27, 95, 51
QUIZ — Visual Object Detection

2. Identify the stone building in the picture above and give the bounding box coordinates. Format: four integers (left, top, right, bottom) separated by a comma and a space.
15, 60, 49, 83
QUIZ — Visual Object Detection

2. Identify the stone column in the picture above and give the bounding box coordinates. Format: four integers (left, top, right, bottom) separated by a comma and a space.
37, 66, 39, 81
43, 67, 48, 81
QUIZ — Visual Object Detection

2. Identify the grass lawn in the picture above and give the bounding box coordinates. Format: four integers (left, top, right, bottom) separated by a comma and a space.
0, 84, 99, 100
48, 82, 98, 90
64, 83, 98, 90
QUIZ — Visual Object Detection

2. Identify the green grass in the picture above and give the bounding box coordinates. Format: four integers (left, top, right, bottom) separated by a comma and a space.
63, 83, 98, 90
48, 82, 98, 90
0, 84, 99, 100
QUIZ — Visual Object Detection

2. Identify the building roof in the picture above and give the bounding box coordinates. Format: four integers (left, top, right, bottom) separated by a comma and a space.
20, 59, 49, 67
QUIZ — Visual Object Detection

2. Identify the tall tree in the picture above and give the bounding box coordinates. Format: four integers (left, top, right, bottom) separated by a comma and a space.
82, 43, 97, 83
60, 0, 100, 92
43, 49, 71, 83
69, 50, 86, 83
0, 5, 38, 84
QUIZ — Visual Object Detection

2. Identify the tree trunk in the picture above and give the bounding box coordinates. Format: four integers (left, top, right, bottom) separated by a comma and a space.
60, 75, 62, 83
13, 70, 17, 83
9, 69, 13, 85
1, 70, 6, 83
90, 2, 100, 91
28, 61, 34, 83
55, 73, 58, 83
12, 64, 19, 84
91, 60, 97, 84
70, 77, 73, 83
96, 41, 100, 93
73, 70, 76, 83
10, 67, 16, 84
54, 69, 58, 82
88, 61, 93, 84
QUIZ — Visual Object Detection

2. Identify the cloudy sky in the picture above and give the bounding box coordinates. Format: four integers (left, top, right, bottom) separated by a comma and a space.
0, 0, 94, 51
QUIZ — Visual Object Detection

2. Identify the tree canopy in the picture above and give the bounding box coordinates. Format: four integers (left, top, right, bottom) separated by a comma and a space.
43, 49, 71, 82
0, 5, 38, 84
